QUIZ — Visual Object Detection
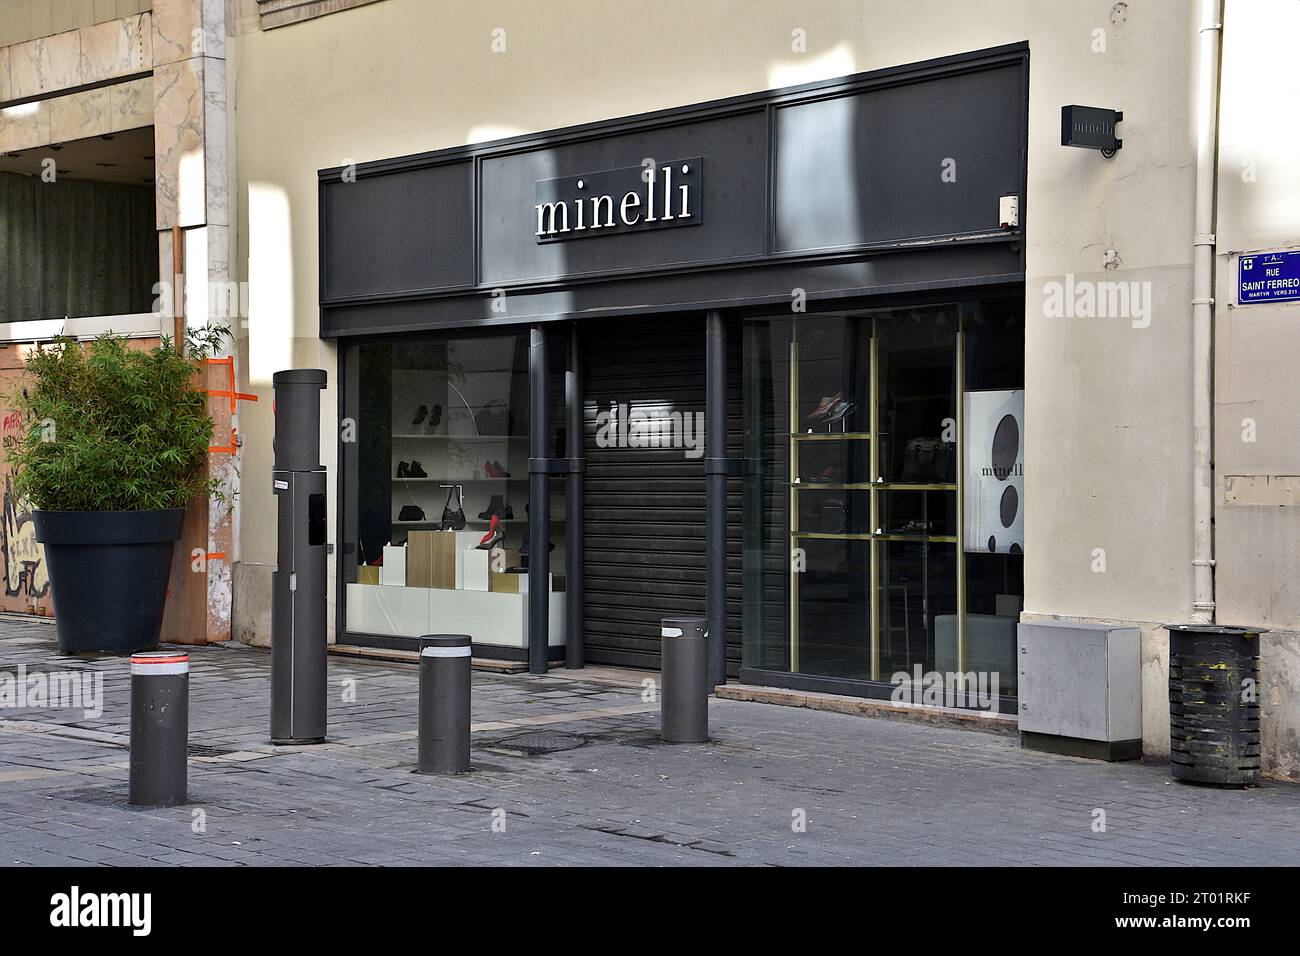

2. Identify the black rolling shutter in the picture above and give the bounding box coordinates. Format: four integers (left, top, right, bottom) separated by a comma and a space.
581, 315, 741, 674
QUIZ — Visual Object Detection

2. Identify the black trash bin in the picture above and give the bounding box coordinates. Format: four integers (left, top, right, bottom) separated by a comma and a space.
1166, 624, 1263, 787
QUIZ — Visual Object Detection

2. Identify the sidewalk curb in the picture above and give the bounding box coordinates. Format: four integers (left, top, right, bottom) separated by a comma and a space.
715, 684, 1019, 735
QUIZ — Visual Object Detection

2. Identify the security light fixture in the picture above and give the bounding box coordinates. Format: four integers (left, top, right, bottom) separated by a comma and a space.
1061, 105, 1123, 158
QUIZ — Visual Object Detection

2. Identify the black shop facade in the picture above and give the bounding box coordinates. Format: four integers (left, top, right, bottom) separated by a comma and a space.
322, 42, 1029, 712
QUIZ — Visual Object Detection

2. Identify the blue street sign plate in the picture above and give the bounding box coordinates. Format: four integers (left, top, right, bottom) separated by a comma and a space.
1239, 250, 1300, 304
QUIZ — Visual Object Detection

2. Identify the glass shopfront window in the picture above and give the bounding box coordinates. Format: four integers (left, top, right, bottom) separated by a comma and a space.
741, 300, 1023, 709
958, 300, 1026, 698
340, 332, 565, 655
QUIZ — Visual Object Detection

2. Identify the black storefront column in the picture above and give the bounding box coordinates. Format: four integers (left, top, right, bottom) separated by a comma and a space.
528, 324, 551, 675
565, 322, 586, 668
705, 310, 727, 689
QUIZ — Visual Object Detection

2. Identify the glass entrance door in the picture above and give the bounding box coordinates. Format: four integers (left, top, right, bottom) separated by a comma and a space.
869, 309, 961, 683
788, 314, 874, 679
750, 307, 962, 684
743, 301, 1023, 705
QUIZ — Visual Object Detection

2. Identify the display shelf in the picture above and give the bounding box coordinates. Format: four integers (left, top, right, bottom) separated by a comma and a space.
792, 531, 874, 541
790, 481, 875, 490
392, 434, 528, 441
790, 480, 957, 491
393, 476, 526, 482
392, 520, 561, 528
393, 476, 525, 482
790, 432, 871, 441
876, 482, 957, 491
793, 530, 953, 542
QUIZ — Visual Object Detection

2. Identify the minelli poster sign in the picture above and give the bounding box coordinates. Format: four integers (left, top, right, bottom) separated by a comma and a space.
534, 158, 702, 242
964, 388, 1025, 554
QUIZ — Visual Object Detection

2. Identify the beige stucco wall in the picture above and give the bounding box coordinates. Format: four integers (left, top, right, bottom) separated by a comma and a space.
227, 0, 1294, 775
1211, 0, 1300, 777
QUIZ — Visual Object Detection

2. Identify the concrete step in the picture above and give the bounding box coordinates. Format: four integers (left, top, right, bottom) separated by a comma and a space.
328, 643, 527, 673
715, 683, 1018, 735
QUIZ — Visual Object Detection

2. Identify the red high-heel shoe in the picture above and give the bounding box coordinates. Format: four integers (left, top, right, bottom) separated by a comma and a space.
476, 514, 504, 550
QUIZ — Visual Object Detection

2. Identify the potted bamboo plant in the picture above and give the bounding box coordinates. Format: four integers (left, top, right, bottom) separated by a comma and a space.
4, 328, 227, 654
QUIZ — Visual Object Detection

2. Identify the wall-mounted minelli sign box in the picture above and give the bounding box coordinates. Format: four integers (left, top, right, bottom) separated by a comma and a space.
1239, 250, 1300, 304
1060, 105, 1122, 152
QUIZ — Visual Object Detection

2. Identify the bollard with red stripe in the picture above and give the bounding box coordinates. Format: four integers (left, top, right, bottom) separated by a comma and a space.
129, 651, 189, 807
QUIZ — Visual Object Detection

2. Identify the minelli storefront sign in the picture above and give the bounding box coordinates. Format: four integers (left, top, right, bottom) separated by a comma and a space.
534, 158, 702, 241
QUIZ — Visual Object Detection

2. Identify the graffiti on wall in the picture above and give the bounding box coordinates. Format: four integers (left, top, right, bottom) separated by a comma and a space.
2, 474, 47, 600
0, 359, 52, 615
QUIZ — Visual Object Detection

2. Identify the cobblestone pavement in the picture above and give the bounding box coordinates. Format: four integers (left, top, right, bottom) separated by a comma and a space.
0, 617, 1296, 867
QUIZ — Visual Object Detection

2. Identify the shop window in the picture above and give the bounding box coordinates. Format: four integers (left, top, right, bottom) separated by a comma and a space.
958, 300, 1025, 697
341, 332, 565, 654
742, 299, 1023, 708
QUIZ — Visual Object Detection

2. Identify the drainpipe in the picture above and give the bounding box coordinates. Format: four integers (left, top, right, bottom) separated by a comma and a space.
1191, 0, 1223, 624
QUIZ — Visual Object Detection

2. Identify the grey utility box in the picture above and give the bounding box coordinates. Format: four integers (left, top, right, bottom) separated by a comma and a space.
1017, 621, 1142, 761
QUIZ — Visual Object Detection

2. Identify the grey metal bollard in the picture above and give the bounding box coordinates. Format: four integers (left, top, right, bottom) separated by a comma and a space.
129, 651, 189, 807
661, 617, 709, 743
270, 368, 328, 745
417, 635, 472, 774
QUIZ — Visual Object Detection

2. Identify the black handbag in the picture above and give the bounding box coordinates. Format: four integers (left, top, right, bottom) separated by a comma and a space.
900, 438, 953, 481
398, 504, 425, 522
439, 487, 466, 531
474, 399, 510, 436
820, 498, 848, 534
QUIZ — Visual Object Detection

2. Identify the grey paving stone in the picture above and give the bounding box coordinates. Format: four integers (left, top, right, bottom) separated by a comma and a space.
2, 623, 1298, 866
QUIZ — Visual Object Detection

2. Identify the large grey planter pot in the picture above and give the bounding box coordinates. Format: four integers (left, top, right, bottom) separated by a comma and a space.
34, 509, 185, 655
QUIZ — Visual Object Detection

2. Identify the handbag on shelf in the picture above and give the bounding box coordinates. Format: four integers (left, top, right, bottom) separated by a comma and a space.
474, 398, 510, 436
819, 498, 848, 534
900, 438, 953, 482
439, 486, 467, 531
398, 504, 425, 522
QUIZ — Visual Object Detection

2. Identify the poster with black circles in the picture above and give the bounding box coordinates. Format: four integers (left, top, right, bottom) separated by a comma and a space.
963, 389, 1024, 554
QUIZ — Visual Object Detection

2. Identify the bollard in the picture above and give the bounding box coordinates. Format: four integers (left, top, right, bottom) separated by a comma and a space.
661, 617, 708, 743
270, 368, 328, 745
417, 634, 472, 774
129, 652, 189, 807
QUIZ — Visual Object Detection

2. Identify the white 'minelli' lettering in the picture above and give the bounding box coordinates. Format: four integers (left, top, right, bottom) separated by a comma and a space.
534, 161, 695, 238
590, 194, 614, 230
535, 200, 570, 237
619, 191, 641, 225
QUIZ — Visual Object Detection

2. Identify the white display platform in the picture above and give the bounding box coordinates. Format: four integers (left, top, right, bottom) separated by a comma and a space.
345, 582, 565, 649
380, 545, 406, 586
463, 549, 490, 591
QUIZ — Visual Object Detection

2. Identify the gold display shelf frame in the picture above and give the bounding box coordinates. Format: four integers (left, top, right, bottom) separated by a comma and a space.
786, 310, 968, 683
